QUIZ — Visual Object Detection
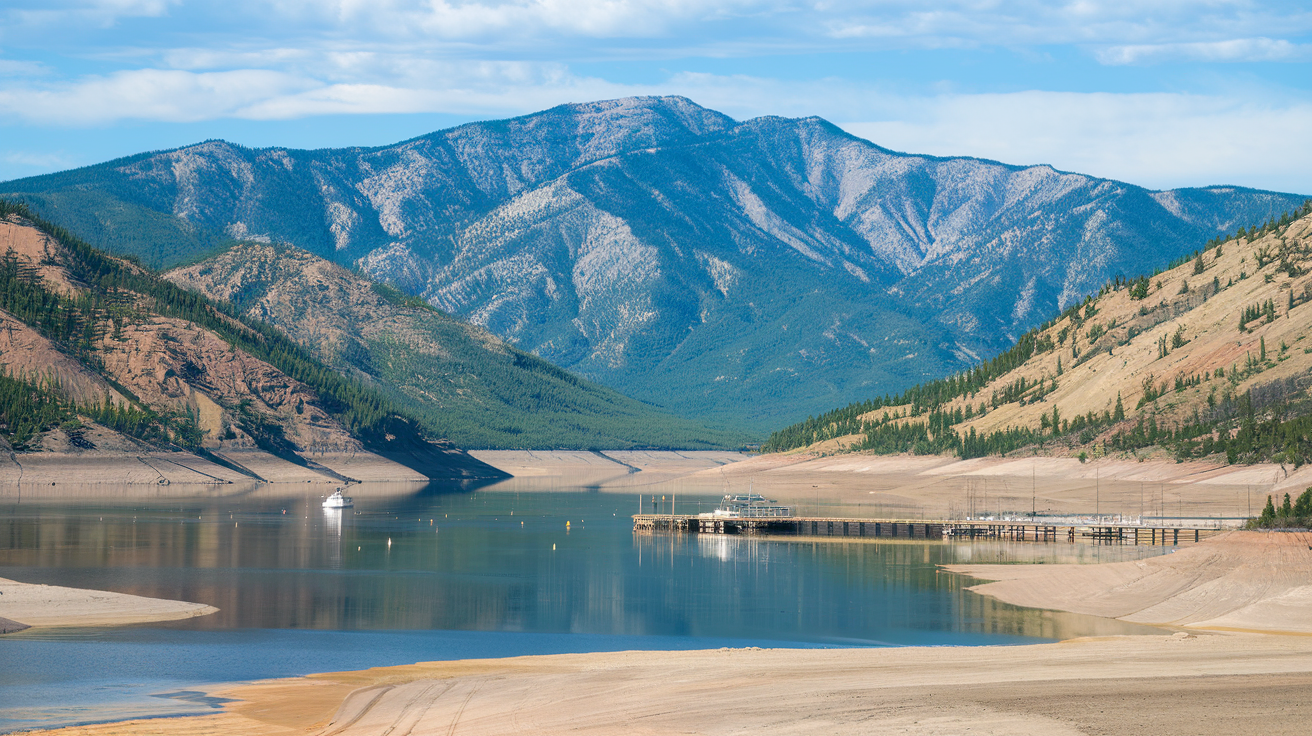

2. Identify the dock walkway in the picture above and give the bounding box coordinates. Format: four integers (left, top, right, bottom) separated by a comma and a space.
632, 514, 1225, 545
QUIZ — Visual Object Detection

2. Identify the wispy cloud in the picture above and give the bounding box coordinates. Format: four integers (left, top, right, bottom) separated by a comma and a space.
1097, 37, 1312, 64
0, 69, 315, 124
0, 2, 1309, 191
841, 91, 1312, 192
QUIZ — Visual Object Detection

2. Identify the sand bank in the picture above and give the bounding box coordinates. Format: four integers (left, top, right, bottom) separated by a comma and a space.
27, 531, 1312, 735
684, 453, 1310, 522
30, 633, 1312, 736
949, 530, 1312, 634
0, 577, 217, 628
469, 450, 1305, 523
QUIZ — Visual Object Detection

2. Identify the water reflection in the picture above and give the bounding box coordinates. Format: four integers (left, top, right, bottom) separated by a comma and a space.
0, 484, 1167, 643
322, 507, 343, 569
0, 481, 1180, 733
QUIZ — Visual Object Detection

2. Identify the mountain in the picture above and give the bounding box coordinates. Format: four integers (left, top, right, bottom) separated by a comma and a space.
2, 96, 1305, 429
765, 204, 1312, 466
165, 242, 746, 449
0, 202, 504, 483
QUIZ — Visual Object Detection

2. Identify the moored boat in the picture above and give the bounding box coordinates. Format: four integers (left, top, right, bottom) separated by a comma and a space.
322, 488, 353, 508
701, 490, 791, 519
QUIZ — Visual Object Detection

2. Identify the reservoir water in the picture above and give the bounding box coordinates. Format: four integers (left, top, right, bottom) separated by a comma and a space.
0, 481, 1166, 731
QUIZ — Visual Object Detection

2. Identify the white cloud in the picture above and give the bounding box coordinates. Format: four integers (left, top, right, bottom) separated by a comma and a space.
840, 91, 1312, 193
1097, 37, 1312, 64
0, 62, 639, 123
249, 0, 765, 41
821, 1, 1312, 49
0, 69, 315, 124
2, 0, 179, 29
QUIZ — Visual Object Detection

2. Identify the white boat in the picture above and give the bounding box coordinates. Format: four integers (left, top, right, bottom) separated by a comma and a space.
701, 488, 792, 519
322, 489, 353, 509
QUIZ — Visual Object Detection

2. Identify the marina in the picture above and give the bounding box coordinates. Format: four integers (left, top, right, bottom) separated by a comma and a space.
633, 514, 1227, 545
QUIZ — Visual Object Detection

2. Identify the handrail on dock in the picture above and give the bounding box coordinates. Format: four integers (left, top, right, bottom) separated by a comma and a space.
632, 514, 1225, 545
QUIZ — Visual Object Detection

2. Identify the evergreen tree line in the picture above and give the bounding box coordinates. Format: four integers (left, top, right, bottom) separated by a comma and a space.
0, 368, 180, 450
1249, 488, 1312, 529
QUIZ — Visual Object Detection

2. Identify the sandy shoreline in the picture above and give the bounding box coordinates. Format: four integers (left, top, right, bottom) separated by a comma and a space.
21, 530, 1312, 735
470, 450, 1309, 524
949, 530, 1312, 634
0, 577, 217, 629
28, 632, 1312, 735
5, 449, 1305, 527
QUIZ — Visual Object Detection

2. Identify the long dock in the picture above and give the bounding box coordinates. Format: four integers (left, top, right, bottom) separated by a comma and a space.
632, 514, 1226, 545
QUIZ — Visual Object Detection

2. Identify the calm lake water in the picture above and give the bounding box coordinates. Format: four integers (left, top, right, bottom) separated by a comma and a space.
0, 481, 1167, 731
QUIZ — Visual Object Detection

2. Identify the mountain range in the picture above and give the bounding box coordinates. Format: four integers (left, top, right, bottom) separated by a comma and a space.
3, 96, 1305, 430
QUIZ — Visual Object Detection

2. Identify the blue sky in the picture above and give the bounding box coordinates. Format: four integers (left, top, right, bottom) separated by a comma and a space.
1, 1, 1310, 193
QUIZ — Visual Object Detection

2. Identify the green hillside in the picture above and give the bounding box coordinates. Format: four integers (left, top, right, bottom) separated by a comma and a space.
167, 242, 749, 450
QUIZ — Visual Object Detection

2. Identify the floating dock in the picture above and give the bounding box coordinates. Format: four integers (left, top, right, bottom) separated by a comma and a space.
632, 514, 1225, 545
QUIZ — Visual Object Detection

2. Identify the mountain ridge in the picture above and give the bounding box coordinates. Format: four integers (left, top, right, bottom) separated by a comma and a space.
3, 96, 1305, 429
164, 240, 747, 449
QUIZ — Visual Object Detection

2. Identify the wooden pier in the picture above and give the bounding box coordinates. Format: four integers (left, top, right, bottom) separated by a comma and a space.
633, 515, 1225, 545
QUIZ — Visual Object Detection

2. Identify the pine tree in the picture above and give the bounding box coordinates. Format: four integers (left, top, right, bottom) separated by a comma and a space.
1260, 495, 1276, 524
1113, 393, 1125, 422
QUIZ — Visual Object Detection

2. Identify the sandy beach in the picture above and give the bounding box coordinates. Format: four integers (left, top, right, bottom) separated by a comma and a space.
0, 577, 217, 629
20, 530, 1312, 736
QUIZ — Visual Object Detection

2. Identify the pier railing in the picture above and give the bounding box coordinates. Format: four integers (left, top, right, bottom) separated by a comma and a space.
632, 514, 1225, 545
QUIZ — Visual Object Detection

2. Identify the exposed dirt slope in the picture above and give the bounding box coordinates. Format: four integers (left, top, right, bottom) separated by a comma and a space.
798, 210, 1312, 462
950, 530, 1312, 633
952, 212, 1312, 441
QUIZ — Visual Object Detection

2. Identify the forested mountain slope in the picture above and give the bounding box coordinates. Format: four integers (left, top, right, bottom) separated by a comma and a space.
2, 96, 1305, 428
0, 202, 502, 481
166, 243, 745, 449
766, 203, 1312, 467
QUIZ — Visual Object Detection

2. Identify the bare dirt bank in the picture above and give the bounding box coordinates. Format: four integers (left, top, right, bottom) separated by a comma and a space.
949, 530, 1312, 634
30, 634, 1312, 736
469, 450, 1304, 523
693, 453, 1310, 522
0, 577, 217, 628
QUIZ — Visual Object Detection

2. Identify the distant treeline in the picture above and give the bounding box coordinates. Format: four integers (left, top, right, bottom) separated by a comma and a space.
764, 199, 1312, 465
1248, 488, 1312, 529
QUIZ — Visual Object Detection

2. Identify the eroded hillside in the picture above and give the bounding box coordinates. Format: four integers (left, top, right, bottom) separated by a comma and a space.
770, 204, 1312, 466
0, 205, 501, 482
